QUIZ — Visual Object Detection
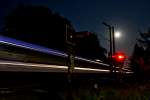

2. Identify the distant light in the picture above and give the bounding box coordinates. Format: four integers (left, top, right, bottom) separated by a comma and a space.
95, 59, 102, 62
115, 31, 121, 38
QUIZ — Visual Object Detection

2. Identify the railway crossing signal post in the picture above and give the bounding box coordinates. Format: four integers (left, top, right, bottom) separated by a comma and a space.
65, 25, 75, 100
65, 25, 75, 81
112, 52, 126, 80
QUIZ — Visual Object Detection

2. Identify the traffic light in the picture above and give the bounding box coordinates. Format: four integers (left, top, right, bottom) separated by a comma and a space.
66, 25, 76, 45
112, 52, 126, 63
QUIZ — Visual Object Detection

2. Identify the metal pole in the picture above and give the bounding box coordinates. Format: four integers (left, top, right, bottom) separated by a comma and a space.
111, 26, 117, 77
112, 26, 116, 54
102, 22, 113, 75
102, 22, 113, 58
109, 26, 112, 57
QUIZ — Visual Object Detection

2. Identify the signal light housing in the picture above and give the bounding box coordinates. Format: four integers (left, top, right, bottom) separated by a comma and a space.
112, 52, 126, 63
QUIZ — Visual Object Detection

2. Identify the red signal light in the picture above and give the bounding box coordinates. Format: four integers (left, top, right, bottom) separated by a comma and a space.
118, 54, 125, 59
112, 52, 126, 63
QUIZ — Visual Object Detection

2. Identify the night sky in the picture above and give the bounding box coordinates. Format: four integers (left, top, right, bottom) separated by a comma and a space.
0, 0, 150, 56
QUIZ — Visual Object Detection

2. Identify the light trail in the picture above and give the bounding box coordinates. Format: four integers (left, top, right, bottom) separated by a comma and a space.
0, 35, 67, 57
125, 71, 134, 74
0, 60, 110, 73
74, 67, 109, 72
0, 35, 110, 67
75, 56, 109, 66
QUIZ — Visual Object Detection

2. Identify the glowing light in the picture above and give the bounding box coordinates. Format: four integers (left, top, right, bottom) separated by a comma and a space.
118, 55, 124, 59
115, 31, 121, 38
112, 52, 126, 62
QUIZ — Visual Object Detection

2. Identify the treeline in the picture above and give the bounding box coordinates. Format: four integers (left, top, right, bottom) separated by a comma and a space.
130, 29, 150, 79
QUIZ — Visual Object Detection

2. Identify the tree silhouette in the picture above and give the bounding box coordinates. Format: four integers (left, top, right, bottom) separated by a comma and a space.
130, 29, 150, 79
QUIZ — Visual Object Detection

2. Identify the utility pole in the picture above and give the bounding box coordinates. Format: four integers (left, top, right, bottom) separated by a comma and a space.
112, 26, 117, 75
102, 22, 117, 77
112, 26, 116, 54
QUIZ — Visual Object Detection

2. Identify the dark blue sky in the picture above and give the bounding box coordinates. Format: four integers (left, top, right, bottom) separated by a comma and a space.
0, 0, 150, 56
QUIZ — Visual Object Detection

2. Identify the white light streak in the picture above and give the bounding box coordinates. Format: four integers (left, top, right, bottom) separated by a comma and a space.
0, 60, 110, 73
75, 56, 109, 66
74, 67, 110, 72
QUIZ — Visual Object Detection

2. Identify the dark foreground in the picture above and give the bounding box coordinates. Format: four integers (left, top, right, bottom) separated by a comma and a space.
0, 72, 149, 100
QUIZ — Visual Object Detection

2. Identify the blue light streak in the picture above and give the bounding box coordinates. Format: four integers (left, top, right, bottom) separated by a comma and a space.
0, 35, 67, 57
0, 35, 109, 67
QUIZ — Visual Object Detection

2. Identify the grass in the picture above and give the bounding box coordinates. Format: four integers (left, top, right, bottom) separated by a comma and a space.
70, 81, 150, 100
